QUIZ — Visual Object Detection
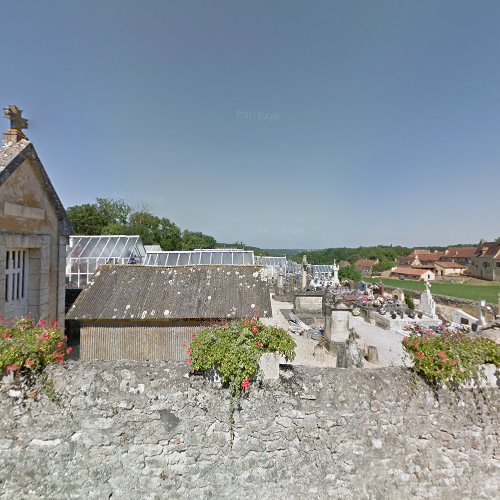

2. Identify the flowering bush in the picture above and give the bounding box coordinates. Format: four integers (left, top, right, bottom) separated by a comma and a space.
402, 323, 500, 386
0, 317, 71, 374
188, 317, 296, 396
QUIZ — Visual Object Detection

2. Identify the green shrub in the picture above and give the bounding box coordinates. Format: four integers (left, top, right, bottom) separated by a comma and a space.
402, 323, 500, 386
188, 317, 296, 396
404, 295, 415, 310
0, 317, 71, 374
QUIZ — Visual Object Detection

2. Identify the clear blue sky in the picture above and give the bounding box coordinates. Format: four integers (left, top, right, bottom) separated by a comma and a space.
2, 0, 499, 248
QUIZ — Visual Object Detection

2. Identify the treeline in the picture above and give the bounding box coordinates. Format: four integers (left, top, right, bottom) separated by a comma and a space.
67, 198, 217, 251
288, 245, 412, 266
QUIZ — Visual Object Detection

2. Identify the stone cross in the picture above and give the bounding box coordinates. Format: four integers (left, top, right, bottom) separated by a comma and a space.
3, 105, 28, 144
4, 105, 28, 131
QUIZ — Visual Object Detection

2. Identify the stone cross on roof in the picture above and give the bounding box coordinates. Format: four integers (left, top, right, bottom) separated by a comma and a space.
3, 105, 28, 144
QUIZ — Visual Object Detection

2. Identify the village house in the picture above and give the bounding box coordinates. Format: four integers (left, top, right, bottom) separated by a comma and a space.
434, 261, 468, 277
355, 259, 379, 276
66, 264, 272, 361
439, 247, 476, 265
0, 106, 72, 324
468, 241, 500, 282
389, 267, 435, 281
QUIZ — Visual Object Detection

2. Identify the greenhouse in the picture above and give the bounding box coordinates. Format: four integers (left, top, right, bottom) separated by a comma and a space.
143, 249, 255, 266
66, 235, 146, 288
255, 256, 287, 269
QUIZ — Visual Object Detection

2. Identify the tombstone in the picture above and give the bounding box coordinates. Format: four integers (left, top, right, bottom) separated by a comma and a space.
392, 288, 405, 303
324, 297, 350, 354
419, 282, 437, 319
336, 329, 364, 368
477, 300, 487, 327
301, 255, 308, 290
276, 267, 284, 295
332, 260, 340, 287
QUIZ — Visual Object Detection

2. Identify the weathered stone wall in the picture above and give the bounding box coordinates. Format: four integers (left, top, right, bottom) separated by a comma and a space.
1, 362, 499, 499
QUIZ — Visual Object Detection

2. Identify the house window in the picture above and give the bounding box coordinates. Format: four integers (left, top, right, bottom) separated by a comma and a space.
496, 262, 500, 268
5, 250, 27, 302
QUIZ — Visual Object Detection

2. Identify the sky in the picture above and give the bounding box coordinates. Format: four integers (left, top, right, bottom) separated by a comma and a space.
1, 0, 499, 249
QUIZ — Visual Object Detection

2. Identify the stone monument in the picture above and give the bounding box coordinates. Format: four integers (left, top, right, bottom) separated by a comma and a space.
419, 282, 437, 319
332, 260, 340, 287
324, 296, 350, 354
301, 255, 308, 290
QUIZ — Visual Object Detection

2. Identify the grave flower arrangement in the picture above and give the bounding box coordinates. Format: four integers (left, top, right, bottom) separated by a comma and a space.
402, 323, 500, 387
188, 315, 296, 396
0, 317, 71, 375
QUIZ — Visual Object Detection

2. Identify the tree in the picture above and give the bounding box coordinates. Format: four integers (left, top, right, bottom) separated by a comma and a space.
339, 265, 362, 283
181, 230, 217, 250
67, 198, 133, 235
127, 210, 182, 250
373, 260, 395, 274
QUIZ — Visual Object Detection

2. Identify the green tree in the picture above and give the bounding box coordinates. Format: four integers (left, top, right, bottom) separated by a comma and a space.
373, 259, 395, 274
181, 230, 217, 250
339, 265, 362, 282
67, 198, 133, 235
127, 210, 182, 250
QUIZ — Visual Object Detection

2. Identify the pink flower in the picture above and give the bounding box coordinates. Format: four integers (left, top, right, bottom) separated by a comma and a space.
6, 365, 18, 372
38, 320, 47, 327
66, 347, 73, 354
416, 352, 424, 359
2, 333, 11, 339
250, 319, 256, 325
251, 326, 259, 334
56, 355, 63, 363
257, 342, 264, 347
186, 358, 191, 364
57, 342, 64, 348
41, 333, 50, 340
25, 360, 34, 367
182, 342, 186, 349
241, 378, 250, 390
187, 348, 191, 355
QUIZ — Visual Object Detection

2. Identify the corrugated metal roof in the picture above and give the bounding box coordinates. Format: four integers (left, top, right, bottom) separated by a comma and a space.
67, 264, 272, 320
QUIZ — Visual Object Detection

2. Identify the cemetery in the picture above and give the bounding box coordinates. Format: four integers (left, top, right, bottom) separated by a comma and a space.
1, 106, 499, 499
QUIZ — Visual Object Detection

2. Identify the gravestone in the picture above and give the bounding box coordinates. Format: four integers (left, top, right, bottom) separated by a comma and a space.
324, 297, 350, 354
419, 282, 437, 319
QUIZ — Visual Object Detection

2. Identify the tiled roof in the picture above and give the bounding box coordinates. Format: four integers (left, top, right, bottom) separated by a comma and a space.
391, 267, 429, 276
434, 262, 467, 269
475, 242, 500, 260
355, 259, 378, 267
444, 247, 476, 259
67, 265, 272, 321
415, 252, 444, 262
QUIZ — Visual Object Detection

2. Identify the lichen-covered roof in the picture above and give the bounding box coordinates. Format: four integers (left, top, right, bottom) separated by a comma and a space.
0, 140, 73, 235
67, 265, 272, 321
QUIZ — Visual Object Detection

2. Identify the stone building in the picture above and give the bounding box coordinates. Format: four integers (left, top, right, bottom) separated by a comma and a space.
0, 106, 72, 323
354, 259, 379, 276
67, 264, 271, 361
469, 241, 500, 281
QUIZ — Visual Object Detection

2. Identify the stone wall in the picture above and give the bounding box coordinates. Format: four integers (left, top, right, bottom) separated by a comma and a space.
1, 362, 499, 499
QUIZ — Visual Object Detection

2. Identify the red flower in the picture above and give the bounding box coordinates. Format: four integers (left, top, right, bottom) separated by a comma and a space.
56, 355, 63, 363
38, 320, 47, 327
251, 326, 258, 334
187, 348, 191, 355
257, 342, 264, 347
241, 378, 250, 390
402, 337, 408, 343
6, 365, 18, 372
186, 358, 191, 364
41, 333, 50, 340
2, 333, 11, 339
25, 360, 34, 367
416, 352, 424, 359
66, 347, 73, 354
57, 342, 64, 348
